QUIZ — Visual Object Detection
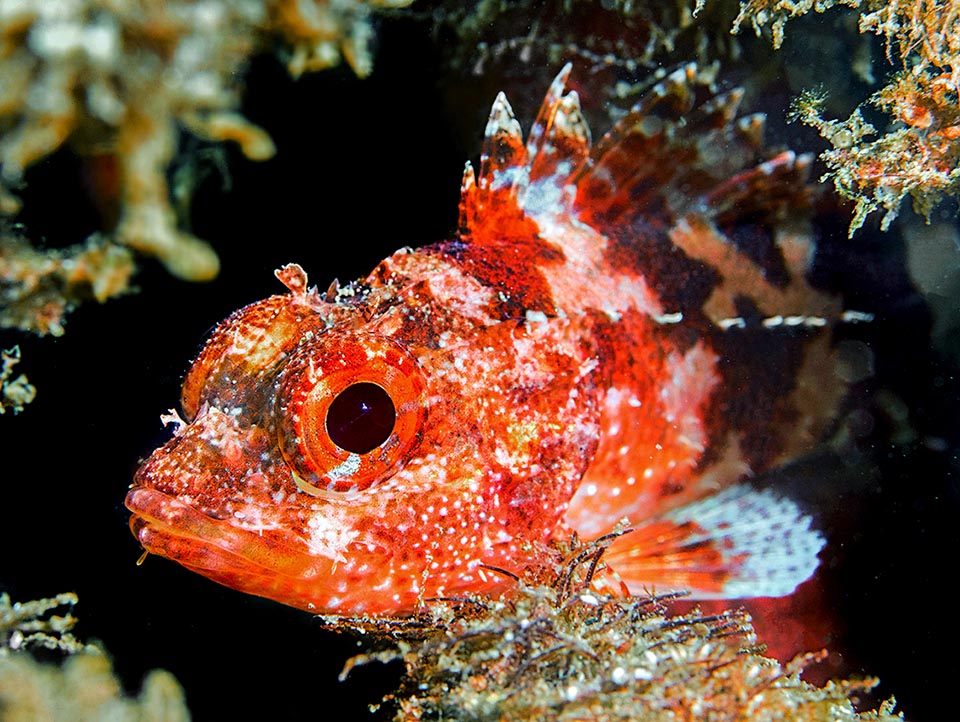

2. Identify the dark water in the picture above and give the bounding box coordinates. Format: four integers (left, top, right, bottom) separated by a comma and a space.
2, 9, 959, 722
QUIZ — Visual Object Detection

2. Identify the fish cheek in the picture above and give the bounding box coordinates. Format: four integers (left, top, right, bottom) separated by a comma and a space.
445, 322, 602, 532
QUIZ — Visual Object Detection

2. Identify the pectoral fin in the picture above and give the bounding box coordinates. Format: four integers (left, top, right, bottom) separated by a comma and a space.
601, 485, 824, 599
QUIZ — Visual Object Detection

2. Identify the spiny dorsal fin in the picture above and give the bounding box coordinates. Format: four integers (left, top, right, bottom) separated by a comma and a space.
458, 161, 478, 237
588, 63, 706, 164
525, 62, 574, 161
529, 87, 591, 186
573, 64, 796, 229
524, 63, 592, 184
463, 64, 592, 243
465, 62, 811, 241
462, 64, 825, 326
705, 150, 813, 228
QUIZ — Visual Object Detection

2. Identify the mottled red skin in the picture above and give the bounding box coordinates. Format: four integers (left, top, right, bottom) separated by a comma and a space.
128, 66, 845, 617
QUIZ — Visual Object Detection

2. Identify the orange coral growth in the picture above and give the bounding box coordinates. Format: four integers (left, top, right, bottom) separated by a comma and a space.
793, 70, 960, 233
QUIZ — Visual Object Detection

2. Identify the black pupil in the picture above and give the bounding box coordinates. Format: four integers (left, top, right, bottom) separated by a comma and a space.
325, 382, 396, 454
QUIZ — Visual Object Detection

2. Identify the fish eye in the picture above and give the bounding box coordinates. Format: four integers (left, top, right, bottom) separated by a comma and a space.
326, 382, 396, 454
275, 332, 426, 494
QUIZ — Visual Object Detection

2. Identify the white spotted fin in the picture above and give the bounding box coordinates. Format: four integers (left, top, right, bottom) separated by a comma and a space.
600, 484, 825, 599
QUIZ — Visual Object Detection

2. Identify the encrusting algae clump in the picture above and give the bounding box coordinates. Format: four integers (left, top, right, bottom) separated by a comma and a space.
338, 535, 902, 722
0, 345, 34, 413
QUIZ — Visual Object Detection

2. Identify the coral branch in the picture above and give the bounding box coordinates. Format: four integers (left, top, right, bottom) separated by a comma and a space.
0, 592, 92, 655
0, 345, 35, 414
0, 0, 410, 285
269, 0, 415, 78
0, 230, 134, 336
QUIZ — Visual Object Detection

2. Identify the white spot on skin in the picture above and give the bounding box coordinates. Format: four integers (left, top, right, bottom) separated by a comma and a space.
653, 311, 683, 324
304, 510, 360, 564
719, 317, 746, 330
525, 309, 549, 325
842, 310, 874, 323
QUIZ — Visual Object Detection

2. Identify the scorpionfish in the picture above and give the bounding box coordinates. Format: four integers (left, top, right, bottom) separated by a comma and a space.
127, 65, 849, 615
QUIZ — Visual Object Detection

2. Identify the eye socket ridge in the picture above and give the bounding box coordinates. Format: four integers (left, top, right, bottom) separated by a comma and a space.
275, 332, 426, 494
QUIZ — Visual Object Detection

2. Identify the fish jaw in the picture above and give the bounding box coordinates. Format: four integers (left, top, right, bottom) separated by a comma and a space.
125, 403, 394, 614
127, 488, 339, 611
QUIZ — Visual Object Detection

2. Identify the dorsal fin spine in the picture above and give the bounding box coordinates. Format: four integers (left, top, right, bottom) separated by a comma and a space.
458, 161, 477, 238
477, 92, 526, 201
526, 62, 573, 162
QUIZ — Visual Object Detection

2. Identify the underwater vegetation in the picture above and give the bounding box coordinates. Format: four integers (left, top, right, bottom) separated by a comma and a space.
733, 0, 960, 233
339, 536, 902, 722
1, 559, 902, 722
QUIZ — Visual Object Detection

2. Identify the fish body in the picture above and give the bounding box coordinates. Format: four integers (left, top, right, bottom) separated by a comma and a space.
127, 65, 844, 614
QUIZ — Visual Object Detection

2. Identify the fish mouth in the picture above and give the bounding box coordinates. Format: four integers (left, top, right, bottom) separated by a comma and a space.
125, 488, 339, 612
